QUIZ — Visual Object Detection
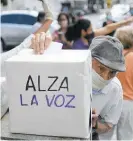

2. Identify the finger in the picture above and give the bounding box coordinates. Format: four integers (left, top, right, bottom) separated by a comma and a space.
44, 34, 52, 49
92, 123, 96, 127
92, 109, 96, 114
31, 36, 36, 52
92, 114, 98, 119
31, 35, 35, 49
35, 34, 40, 54
40, 32, 46, 54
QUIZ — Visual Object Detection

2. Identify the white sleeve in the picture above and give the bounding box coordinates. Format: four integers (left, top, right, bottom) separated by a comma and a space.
1, 34, 34, 77
100, 83, 123, 125
42, 0, 54, 20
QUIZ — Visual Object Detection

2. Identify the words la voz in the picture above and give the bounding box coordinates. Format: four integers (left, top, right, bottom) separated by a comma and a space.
19, 75, 76, 108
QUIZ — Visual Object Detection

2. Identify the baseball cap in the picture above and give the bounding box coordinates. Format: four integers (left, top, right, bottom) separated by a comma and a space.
89, 36, 126, 72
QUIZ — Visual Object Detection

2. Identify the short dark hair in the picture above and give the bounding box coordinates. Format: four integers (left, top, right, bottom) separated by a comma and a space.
65, 19, 91, 41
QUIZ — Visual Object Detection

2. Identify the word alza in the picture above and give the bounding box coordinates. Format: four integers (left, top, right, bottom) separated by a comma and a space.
20, 75, 75, 108
25, 75, 69, 92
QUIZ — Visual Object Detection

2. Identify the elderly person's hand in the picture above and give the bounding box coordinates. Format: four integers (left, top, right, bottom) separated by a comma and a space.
31, 32, 52, 54
92, 109, 98, 128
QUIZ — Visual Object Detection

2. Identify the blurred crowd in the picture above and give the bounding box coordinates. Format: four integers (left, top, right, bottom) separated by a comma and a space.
33, 9, 133, 49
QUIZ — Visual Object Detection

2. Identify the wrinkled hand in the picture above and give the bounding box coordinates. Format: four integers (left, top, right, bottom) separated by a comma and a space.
31, 32, 52, 54
92, 109, 98, 127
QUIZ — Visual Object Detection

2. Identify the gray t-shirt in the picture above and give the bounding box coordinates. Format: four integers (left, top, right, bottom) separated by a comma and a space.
92, 77, 123, 140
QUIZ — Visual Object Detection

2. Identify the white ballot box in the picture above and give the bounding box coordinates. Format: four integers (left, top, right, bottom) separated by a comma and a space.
5, 46, 92, 138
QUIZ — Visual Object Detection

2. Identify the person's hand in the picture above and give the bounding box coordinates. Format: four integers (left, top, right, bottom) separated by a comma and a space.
92, 109, 98, 128
31, 32, 52, 54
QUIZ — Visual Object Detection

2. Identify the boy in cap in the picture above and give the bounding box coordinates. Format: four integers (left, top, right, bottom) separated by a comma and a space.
115, 26, 133, 140
90, 36, 125, 139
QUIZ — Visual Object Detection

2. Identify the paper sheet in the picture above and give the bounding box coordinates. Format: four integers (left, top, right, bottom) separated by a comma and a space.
18, 42, 63, 56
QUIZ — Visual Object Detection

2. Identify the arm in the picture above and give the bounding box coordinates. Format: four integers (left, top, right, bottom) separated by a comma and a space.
1, 0, 53, 76
34, 0, 53, 34
31, 0, 53, 53
94, 17, 133, 36
96, 83, 123, 134
92, 110, 113, 134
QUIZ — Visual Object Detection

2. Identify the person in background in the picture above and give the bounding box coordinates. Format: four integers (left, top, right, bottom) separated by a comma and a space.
53, 13, 72, 49
114, 26, 133, 140
32, 11, 45, 33
102, 11, 116, 36
65, 17, 133, 50
90, 36, 125, 140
